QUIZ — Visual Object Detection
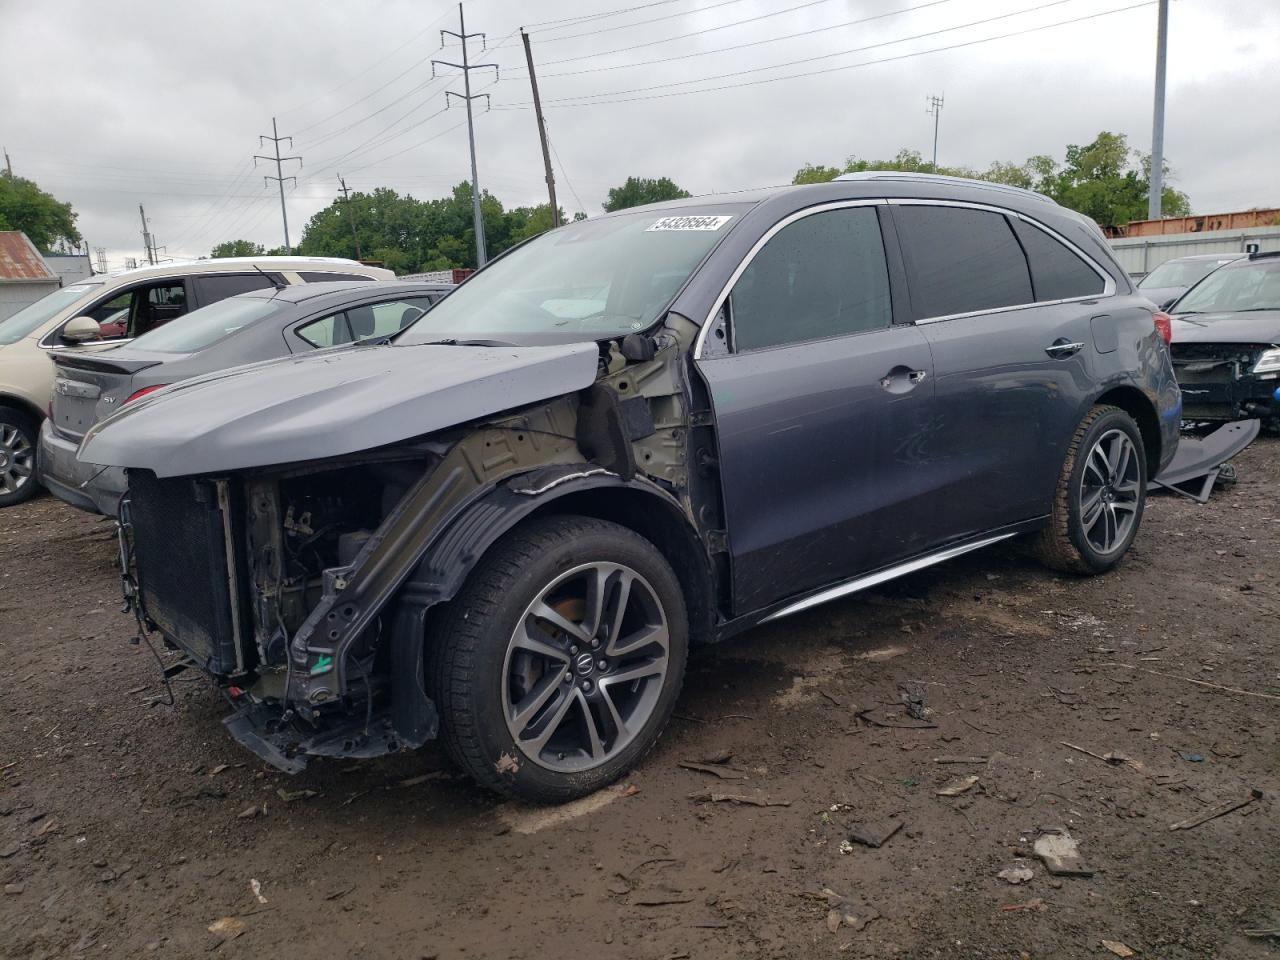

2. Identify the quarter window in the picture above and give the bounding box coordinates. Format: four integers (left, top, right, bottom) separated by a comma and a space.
895, 205, 1033, 318
298, 271, 376, 283
1010, 218, 1105, 300
295, 296, 436, 348
729, 207, 892, 352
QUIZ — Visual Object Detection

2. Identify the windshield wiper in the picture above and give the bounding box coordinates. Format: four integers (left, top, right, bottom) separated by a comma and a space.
417, 337, 517, 347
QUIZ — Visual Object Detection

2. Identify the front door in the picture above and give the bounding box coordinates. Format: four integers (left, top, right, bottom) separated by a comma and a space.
696, 204, 937, 615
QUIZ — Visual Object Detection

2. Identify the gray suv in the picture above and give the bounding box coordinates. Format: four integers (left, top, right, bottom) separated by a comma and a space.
83, 174, 1180, 803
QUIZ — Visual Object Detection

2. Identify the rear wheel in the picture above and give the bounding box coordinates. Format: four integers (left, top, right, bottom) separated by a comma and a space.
0, 409, 39, 508
1034, 404, 1147, 574
429, 515, 688, 803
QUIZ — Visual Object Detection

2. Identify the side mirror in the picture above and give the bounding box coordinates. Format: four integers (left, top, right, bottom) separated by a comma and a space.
61, 316, 103, 343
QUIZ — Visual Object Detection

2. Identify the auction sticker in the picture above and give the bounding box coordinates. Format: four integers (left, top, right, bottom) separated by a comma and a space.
646, 215, 733, 232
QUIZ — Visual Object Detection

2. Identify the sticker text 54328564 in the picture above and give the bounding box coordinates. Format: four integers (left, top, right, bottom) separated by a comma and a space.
646, 215, 733, 232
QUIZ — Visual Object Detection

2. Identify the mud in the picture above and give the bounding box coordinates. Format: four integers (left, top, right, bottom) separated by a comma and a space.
1, 440, 1277, 959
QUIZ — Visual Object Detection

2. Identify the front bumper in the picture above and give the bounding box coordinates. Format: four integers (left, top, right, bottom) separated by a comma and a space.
38, 419, 126, 516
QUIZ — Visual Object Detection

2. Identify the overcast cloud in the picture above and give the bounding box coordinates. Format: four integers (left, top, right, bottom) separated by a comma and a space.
2, 0, 1277, 269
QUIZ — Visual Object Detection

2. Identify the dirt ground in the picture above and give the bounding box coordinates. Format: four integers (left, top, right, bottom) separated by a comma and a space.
1, 440, 1277, 960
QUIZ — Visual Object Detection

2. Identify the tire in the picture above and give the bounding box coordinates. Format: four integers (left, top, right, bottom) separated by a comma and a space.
428, 515, 689, 803
0, 409, 39, 508
1033, 404, 1147, 574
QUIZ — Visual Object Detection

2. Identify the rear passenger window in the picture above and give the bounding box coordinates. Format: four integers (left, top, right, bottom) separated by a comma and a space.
295, 297, 434, 349
298, 272, 375, 283
730, 207, 891, 352
895, 206, 1032, 318
1009, 218, 1105, 300
194, 273, 281, 304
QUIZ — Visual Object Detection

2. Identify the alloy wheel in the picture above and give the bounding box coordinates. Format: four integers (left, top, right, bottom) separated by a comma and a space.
1079, 428, 1140, 555
0, 424, 34, 496
502, 561, 670, 773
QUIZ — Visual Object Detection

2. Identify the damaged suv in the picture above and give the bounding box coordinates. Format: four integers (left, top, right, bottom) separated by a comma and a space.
82, 174, 1179, 802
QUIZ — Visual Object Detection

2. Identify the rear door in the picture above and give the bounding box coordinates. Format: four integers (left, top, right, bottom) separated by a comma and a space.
889, 201, 1110, 541
696, 202, 937, 614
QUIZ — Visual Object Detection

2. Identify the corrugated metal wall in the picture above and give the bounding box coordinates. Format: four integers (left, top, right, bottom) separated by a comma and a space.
0, 281, 61, 323
1109, 225, 1280, 275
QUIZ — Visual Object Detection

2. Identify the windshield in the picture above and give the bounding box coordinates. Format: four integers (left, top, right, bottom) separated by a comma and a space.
1174, 260, 1280, 314
129, 293, 283, 353
398, 205, 747, 345
1139, 257, 1234, 290
0, 281, 105, 345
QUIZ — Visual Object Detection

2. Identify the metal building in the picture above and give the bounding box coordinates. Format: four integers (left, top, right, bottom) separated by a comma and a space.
1107, 209, 1280, 277
0, 232, 62, 322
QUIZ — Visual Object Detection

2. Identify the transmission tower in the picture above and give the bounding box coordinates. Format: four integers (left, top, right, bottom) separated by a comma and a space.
433, 4, 498, 267
926, 94, 944, 173
255, 118, 302, 254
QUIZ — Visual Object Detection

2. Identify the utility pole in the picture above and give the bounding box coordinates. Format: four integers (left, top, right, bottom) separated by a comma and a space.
433, 4, 498, 267
255, 118, 302, 254
138, 204, 155, 266
926, 95, 944, 173
337, 175, 363, 260
1148, 0, 1169, 221
3, 148, 11, 177
521, 29, 560, 228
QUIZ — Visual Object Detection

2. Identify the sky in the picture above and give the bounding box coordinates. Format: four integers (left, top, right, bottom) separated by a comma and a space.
2, 0, 1277, 270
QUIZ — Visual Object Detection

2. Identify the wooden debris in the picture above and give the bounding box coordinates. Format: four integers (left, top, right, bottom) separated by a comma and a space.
1101, 940, 1137, 957
207, 917, 246, 941
848, 819, 902, 848
935, 775, 979, 797
1168, 790, 1262, 831
690, 792, 791, 807
933, 756, 989, 765
677, 761, 747, 780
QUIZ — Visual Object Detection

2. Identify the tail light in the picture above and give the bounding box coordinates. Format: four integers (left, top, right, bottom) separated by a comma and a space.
1152, 312, 1172, 345
124, 384, 168, 405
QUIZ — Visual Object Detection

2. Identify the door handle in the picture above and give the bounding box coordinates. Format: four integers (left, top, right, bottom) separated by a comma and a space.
880, 366, 928, 393
1044, 339, 1084, 358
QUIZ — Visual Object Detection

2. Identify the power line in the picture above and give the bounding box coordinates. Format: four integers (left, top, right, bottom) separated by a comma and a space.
516, 0, 1078, 102
547, 128, 587, 216
522, 0, 683, 31
496, 0, 1156, 110
531, 0, 761, 42
513, 0, 959, 79
254, 118, 303, 254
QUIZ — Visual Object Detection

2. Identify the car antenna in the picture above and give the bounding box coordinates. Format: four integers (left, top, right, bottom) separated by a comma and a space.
254, 265, 288, 293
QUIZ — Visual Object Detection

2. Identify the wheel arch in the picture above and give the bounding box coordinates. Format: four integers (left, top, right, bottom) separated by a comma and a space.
411, 471, 717, 644
1093, 385, 1161, 476
0, 392, 46, 428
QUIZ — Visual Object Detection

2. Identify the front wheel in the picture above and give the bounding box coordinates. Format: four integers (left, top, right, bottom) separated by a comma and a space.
1033, 404, 1147, 574
428, 515, 689, 803
0, 409, 39, 508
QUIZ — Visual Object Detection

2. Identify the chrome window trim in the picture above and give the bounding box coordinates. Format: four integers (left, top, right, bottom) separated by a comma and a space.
693, 198, 886, 360
761, 531, 1017, 624
887, 198, 1115, 325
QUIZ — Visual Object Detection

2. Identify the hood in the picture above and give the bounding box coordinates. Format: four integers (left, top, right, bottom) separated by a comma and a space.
1136, 286, 1184, 310
80, 341, 600, 477
1169, 310, 1280, 345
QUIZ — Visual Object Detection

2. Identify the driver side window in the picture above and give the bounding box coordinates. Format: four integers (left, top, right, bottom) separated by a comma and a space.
729, 207, 892, 352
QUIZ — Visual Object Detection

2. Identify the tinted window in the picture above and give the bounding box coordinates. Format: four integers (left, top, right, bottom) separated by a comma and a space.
1010, 218, 1105, 300
131, 283, 188, 338
296, 296, 436, 348
298, 271, 375, 283
895, 205, 1032, 318
730, 207, 891, 352
195, 273, 281, 304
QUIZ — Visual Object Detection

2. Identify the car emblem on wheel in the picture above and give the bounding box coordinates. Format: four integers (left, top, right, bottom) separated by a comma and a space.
575, 652, 595, 676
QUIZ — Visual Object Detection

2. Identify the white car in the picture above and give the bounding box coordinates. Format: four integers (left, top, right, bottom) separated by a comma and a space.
0, 256, 393, 506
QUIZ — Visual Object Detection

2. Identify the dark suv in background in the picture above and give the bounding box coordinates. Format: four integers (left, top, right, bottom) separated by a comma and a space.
83, 173, 1180, 803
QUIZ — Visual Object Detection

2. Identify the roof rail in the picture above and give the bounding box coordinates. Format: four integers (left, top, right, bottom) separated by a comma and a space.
1247, 249, 1280, 261
833, 171, 1056, 204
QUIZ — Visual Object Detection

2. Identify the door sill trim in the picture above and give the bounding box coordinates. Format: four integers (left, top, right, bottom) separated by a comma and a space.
760, 532, 1019, 624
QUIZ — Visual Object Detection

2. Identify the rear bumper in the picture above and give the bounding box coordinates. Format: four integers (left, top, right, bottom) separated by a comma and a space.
38, 419, 126, 516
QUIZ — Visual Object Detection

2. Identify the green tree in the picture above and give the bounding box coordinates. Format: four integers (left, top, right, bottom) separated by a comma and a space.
0, 173, 80, 252
792, 132, 1191, 227
210, 239, 265, 258
602, 176, 691, 212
